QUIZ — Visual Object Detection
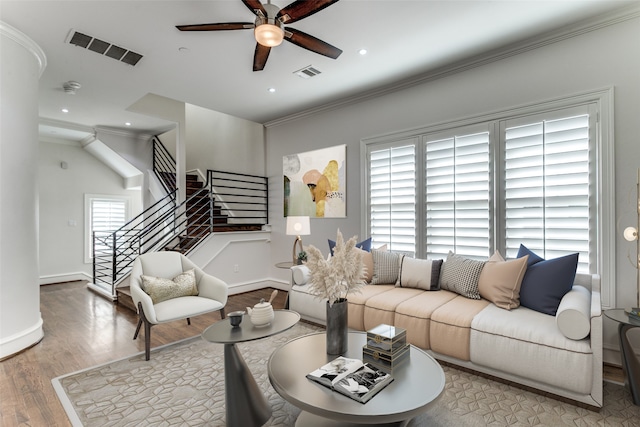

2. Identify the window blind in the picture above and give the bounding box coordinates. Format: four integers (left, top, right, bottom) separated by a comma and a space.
425, 131, 490, 260
369, 144, 416, 256
503, 111, 591, 272
90, 198, 127, 258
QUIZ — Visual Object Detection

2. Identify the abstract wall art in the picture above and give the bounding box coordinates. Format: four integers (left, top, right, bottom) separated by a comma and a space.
283, 144, 346, 218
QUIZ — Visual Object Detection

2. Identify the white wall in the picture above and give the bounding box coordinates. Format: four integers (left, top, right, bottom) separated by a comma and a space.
38, 140, 142, 283
0, 22, 45, 358
265, 17, 640, 357
185, 104, 265, 176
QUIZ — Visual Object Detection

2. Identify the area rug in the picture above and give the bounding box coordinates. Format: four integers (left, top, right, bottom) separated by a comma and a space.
53, 322, 639, 426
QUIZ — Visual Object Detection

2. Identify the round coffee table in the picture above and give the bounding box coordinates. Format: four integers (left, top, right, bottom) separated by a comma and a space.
202, 309, 300, 427
268, 331, 445, 426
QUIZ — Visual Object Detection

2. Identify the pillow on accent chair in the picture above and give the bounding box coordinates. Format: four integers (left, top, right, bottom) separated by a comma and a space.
477, 251, 529, 310
141, 269, 198, 304
371, 250, 402, 285
396, 257, 443, 291
439, 251, 485, 299
328, 237, 372, 256
517, 244, 579, 316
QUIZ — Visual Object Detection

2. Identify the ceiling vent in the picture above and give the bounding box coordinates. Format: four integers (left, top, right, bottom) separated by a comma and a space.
66, 29, 143, 66
294, 65, 321, 79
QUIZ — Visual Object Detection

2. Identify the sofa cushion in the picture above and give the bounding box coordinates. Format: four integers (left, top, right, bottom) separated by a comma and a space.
477, 251, 529, 310
396, 257, 443, 291
556, 285, 591, 340
362, 288, 424, 331
371, 250, 402, 285
439, 252, 485, 299
470, 303, 593, 394
141, 269, 198, 304
517, 245, 578, 316
347, 285, 396, 331
429, 296, 490, 360
393, 290, 458, 349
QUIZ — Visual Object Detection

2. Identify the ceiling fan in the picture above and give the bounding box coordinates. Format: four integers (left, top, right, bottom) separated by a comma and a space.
176, 0, 343, 71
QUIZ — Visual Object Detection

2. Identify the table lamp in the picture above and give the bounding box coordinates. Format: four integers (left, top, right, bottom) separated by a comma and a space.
286, 216, 310, 265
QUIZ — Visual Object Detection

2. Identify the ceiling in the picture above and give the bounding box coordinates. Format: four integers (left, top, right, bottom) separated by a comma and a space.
1, 0, 638, 142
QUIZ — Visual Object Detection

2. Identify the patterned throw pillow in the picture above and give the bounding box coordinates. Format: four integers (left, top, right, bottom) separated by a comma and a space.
141, 269, 198, 304
439, 252, 486, 299
371, 250, 402, 285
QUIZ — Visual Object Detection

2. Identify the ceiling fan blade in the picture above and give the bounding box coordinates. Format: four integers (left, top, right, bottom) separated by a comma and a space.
176, 22, 254, 31
284, 27, 342, 59
253, 43, 271, 71
242, 0, 267, 17
277, 0, 340, 24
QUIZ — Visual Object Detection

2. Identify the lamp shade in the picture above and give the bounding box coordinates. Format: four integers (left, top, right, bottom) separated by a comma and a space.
286, 216, 310, 236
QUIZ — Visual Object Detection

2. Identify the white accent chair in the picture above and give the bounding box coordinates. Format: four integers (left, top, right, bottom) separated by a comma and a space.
130, 252, 228, 360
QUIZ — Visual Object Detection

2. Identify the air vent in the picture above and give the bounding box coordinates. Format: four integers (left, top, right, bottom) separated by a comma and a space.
66, 29, 143, 66
294, 65, 321, 79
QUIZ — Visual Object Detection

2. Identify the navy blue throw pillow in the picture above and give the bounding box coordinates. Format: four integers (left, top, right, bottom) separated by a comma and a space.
517, 244, 578, 316
328, 237, 372, 255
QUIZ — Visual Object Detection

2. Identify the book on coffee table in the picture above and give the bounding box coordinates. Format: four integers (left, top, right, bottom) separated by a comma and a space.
306, 356, 394, 404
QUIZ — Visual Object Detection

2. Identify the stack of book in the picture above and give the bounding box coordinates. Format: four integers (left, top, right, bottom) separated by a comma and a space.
362, 324, 410, 374
625, 307, 640, 322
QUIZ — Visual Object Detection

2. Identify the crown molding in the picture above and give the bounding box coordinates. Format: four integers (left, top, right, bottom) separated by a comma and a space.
0, 21, 47, 77
265, 4, 640, 128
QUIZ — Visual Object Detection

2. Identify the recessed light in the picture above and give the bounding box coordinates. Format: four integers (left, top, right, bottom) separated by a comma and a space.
268, 87, 276, 93
358, 48, 368, 56
61, 108, 69, 113
125, 122, 131, 126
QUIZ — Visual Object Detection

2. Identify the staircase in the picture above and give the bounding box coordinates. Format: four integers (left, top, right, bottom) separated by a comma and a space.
103, 138, 268, 309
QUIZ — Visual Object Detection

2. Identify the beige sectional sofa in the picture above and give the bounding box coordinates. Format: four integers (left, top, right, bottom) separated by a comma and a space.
290, 259, 603, 408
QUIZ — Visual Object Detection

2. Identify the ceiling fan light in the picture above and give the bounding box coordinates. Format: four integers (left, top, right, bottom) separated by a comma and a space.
255, 23, 284, 47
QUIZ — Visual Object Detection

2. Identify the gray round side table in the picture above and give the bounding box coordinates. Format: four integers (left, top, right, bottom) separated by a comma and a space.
268, 331, 445, 426
604, 308, 640, 405
202, 309, 300, 427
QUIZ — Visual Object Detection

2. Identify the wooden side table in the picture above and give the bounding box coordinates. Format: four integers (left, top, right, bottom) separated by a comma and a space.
604, 308, 640, 405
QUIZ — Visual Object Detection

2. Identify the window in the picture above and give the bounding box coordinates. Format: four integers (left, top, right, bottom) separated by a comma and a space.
425, 127, 491, 260
362, 89, 614, 306
501, 106, 593, 273
367, 142, 416, 256
85, 195, 131, 262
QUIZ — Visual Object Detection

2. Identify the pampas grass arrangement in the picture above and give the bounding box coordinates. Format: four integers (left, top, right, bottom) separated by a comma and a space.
304, 229, 366, 306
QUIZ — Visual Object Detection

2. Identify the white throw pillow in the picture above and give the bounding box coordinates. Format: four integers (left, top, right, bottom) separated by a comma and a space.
555, 285, 591, 340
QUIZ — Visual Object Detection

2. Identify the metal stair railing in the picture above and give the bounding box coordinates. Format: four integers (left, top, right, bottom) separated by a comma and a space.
153, 136, 176, 193
207, 169, 269, 230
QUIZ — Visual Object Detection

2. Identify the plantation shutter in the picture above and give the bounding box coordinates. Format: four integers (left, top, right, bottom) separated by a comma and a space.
90, 198, 128, 258
502, 106, 592, 272
368, 143, 416, 256
425, 129, 491, 260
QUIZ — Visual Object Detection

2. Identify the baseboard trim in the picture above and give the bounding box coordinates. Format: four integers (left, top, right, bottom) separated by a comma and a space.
40, 272, 91, 285
0, 317, 44, 360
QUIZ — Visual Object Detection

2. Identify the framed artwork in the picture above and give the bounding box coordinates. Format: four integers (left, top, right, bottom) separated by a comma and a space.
283, 144, 346, 218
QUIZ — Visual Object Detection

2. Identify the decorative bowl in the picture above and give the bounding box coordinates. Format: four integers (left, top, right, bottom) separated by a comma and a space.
228, 311, 245, 327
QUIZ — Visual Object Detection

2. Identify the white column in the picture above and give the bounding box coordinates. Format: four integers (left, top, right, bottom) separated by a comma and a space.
0, 22, 47, 358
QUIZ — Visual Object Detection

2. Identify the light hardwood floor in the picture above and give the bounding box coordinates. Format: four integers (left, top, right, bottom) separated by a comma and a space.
0, 281, 625, 426
0, 281, 287, 427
